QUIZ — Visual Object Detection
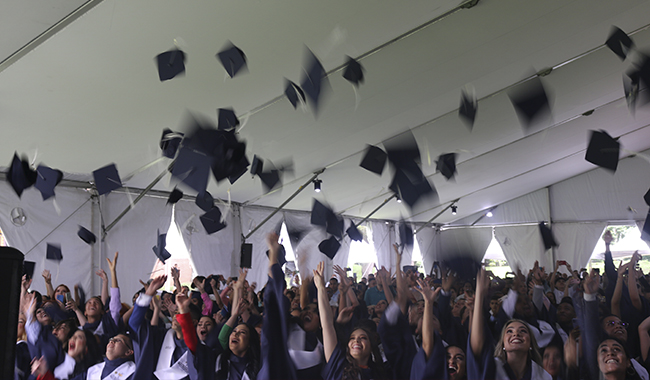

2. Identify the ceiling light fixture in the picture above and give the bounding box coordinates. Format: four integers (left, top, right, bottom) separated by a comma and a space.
313, 179, 322, 192
451, 205, 457, 215
396, 195, 402, 203
486, 210, 493, 217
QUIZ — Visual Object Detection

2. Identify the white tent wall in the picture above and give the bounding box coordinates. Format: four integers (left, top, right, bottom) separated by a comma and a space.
0, 184, 94, 297
371, 220, 396, 274
450, 188, 551, 226
100, 192, 172, 302
553, 222, 607, 270
414, 226, 439, 275
495, 225, 550, 271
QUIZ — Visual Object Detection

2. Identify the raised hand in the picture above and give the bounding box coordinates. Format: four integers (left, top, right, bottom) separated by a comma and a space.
106, 252, 119, 272
31, 356, 48, 376
235, 268, 248, 290
334, 265, 350, 293
171, 265, 180, 280
313, 261, 326, 290
22, 274, 32, 292
336, 306, 354, 325
95, 269, 107, 282
583, 269, 599, 295
441, 270, 455, 293
147, 275, 167, 296
175, 293, 191, 314
42, 269, 51, 284
65, 299, 79, 312
163, 297, 177, 314
532, 261, 543, 285
415, 278, 440, 303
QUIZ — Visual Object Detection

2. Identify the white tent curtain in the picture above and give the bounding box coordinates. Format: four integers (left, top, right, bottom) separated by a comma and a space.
100, 193, 172, 301
495, 225, 549, 272
173, 199, 239, 281
451, 189, 550, 226
371, 220, 396, 273
0, 184, 94, 297
553, 222, 607, 270
395, 220, 414, 270
415, 226, 439, 275
240, 206, 285, 289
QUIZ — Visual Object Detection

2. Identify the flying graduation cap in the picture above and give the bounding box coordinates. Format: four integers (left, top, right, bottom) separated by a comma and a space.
508, 76, 552, 130
342, 56, 364, 86
46, 243, 63, 261
644, 187, 650, 207
217, 42, 247, 78
167, 188, 183, 205
156, 49, 186, 81
217, 108, 240, 131
250, 155, 264, 177
152, 230, 171, 263
458, 89, 478, 129
200, 207, 227, 234
160, 129, 184, 159
195, 191, 214, 212
78, 226, 97, 245
436, 153, 457, 181
538, 222, 558, 250
35, 164, 63, 200
623, 71, 640, 115
585, 130, 620, 172
319, 236, 341, 259
346, 222, 363, 242
300, 49, 328, 114
92, 163, 122, 196
7, 153, 37, 197
605, 26, 635, 61
398, 219, 414, 249
284, 79, 306, 109
359, 145, 387, 175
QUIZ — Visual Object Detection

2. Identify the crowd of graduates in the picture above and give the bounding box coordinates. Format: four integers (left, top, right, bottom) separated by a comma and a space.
15, 229, 650, 380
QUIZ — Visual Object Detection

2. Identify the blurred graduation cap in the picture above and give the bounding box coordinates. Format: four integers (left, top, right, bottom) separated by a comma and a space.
347, 222, 363, 242
623, 71, 640, 115
152, 230, 171, 263
310, 199, 334, 227
279, 217, 310, 247
342, 56, 364, 86
35, 164, 63, 200
250, 155, 264, 177
92, 163, 122, 196
359, 145, 387, 175
208, 130, 249, 185
384, 131, 421, 170
156, 49, 186, 81
508, 76, 552, 130
605, 27, 634, 61
23, 261, 36, 280
217, 108, 240, 131
441, 256, 481, 283
78, 226, 97, 245
300, 49, 328, 113
398, 220, 414, 249
200, 207, 227, 234
258, 169, 281, 193
167, 188, 183, 205
318, 236, 340, 259
195, 191, 214, 212
171, 147, 212, 194
389, 167, 438, 209
538, 222, 558, 250
585, 130, 620, 172
217, 42, 247, 78
644, 187, 650, 207
284, 79, 305, 109
46, 243, 63, 261
436, 153, 457, 181
459, 89, 477, 129
7, 153, 37, 197
160, 129, 184, 159
326, 212, 344, 239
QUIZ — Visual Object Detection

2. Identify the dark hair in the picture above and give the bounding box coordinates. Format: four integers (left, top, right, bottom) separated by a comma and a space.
55, 319, 78, 350
597, 337, 641, 380
342, 324, 388, 380
216, 323, 261, 380
75, 330, 103, 375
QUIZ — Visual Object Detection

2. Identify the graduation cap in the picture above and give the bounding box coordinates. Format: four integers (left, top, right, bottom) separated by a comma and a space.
326, 212, 344, 239
318, 236, 340, 259
623, 71, 640, 115
217, 108, 240, 131
384, 131, 421, 170
250, 155, 264, 177
195, 191, 214, 212
441, 256, 481, 283
167, 188, 183, 205
346, 222, 363, 242
200, 207, 227, 234
459, 89, 478, 129
280, 217, 311, 247
398, 220, 414, 249
342, 56, 364, 86
258, 170, 281, 193
92, 163, 122, 196
389, 167, 438, 209
46, 243, 63, 261
436, 153, 457, 181
160, 129, 184, 159
605, 27, 635, 61
226, 155, 250, 185
300, 49, 327, 113
23, 261, 36, 280
644, 187, 650, 207
538, 222, 558, 250
508, 76, 552, 130
171, 147, 212, 194
311, 199, 332, 227
35, 164, 63, 200
284, 79, 306, 109
7, 153, 37, 197
78, 226, 96, 245
152, 230, 171, 263
359, 145, 387, 175
156, 49, 186, 81
217, 42, 247, 78
585, 130, 620, 172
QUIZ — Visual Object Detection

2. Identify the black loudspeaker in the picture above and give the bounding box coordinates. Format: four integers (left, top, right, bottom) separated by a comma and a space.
240, 243, 252, 268
0, 246, 24, 380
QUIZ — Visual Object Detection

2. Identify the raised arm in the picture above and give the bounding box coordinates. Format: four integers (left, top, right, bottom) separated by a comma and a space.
549, 261, 560, 292
415, 278, 441, 360
95, 269, 109, 306
171, 265, 182, 294
470, 268, 489, 358
314, 261, 337, 362
210, 277, 224, 310
377, 266, 394, 305
611, 261, 629, 318
130, 275, 166, 332
41, 270, 54, 299
106, 252, 122, 325
639, 315, 650, 362
393, 244, 409, 315
176, 293, 197, 354
628, 252, 643, 311
300, 275, 312, 309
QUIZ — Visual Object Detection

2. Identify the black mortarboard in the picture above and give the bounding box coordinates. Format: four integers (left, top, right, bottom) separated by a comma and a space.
347, 222, 363, 242
318, 236, 340, 259
46, 243, 62, 261
644, 187, 650, 207
217, 42, 247, 78
442, 255, 481, 283
311, 199, 331, 227
642, 211, 650, 243
200, 207, 227, 234
326, 212, 344, 239
226, 155, 250, 185
585, 130, 619, 172
250, 155, 264, 177
389, 167, 438, 209
23, 261, 36, 280
259, 170, 281, 193
152, 230, 171, 263
217, 108, 240, 131
623, 71, 640, 115
508, 76, 552, 130
160, 129, 184, 159
359, 145, 387, 175
35, 164, 63, 200
167, 188, 183, 205
538, 222, 558, 250
7, 153, 37, 197
78, 226, 96, 245
92, 163, 122, 196
171, 147, 212, 194
156, 49, 186, 81
195, 191, 214, 212
384, 131, 421, 170
605, 26, 634, 61
436, 153, 457, 181
342, 56, 364, 86
282, 217, 311, 247
284, 79, 306, 109
459, 89, 478, 129
300, 49, 327, 113
399, 220, 414, 249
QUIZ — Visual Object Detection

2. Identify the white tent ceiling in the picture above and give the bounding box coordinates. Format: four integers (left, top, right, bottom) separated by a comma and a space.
2, 0, 650, 226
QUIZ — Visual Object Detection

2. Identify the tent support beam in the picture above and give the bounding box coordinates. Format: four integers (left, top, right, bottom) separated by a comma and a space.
354, 194, 397, 228
414, 199, 459, 234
